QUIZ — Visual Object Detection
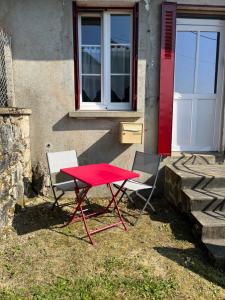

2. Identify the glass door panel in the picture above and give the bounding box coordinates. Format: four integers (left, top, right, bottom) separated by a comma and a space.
196, 32, 219, 94
175, 31, 197, 94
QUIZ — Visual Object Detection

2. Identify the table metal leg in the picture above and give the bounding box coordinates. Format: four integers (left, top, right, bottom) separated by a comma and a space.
108, 183, 127, 231
103, 180, 127, 212
79, 202, 95, 245
61, 187, 90, 226
62, 180, 128, 245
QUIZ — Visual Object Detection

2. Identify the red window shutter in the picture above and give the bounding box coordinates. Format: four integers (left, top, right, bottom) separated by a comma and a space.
132, 3, 139, 111
73, 1, 80, 110
157, 2, 176, 156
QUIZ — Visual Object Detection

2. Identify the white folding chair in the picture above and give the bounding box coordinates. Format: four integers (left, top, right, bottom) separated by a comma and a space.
113, 151, 162, 225
46, 150, 87, 210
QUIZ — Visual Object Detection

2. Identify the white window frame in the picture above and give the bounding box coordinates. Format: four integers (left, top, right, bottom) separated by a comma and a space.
78, 10, 133, 111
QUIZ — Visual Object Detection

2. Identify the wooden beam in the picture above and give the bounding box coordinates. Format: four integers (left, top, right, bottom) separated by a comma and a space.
177, 4, 225, 15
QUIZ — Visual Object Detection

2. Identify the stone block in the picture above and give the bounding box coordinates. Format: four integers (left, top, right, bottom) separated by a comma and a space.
0, 109, 31, 230
0, 199, 13, 229
20, 116, 30, 139
192, 211, 225, 240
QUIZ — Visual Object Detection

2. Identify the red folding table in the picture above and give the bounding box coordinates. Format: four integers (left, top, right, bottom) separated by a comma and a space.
60, 163, 139, 245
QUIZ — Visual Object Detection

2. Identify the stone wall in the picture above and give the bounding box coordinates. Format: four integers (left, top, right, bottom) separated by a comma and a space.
0, 107, 32, 229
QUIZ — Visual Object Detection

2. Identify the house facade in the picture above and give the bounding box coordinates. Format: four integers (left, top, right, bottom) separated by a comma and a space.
1, 0, 225, 192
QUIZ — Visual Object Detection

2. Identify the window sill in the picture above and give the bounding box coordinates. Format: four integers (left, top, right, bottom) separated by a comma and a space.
69, 111, 143, 119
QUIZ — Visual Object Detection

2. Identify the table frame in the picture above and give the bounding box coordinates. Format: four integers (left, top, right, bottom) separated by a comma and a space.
63, 179, 128, 245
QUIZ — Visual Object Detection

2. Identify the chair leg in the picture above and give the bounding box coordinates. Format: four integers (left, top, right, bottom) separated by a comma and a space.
127, 193, 134, 204
141, 197, 155, 213
52, 188, 58, 210
132, 205, 151, 226
85, 196, 91, 206
113, 187, 135, 206
52, 187, 89, 211
132, 190, 155, 226
51, 188, 64, 210
117, 189, 127, 206
111, 187, 131, 213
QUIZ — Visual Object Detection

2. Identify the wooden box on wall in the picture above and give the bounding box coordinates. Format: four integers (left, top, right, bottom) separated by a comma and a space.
120, 122, 143, 144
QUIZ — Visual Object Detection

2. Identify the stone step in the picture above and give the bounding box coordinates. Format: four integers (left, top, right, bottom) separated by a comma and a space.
166, 153, 218, 165
191, 210, 225, 239
181, 188, 225, 212
202, 238, 225, 267
165, 164, 225, 211
166, 164, 225, 189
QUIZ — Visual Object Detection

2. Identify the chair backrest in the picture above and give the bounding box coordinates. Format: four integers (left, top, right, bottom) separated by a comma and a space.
46, 150, 78, 174
132, 151, 161, 184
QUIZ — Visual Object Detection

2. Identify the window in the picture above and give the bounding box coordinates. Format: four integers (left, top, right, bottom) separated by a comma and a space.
75, 8, 137, 111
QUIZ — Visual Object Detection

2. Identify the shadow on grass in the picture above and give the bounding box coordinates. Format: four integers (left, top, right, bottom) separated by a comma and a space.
125, 196, 195, 243
12, 202, 72, 235
154, 246, 225, 288
125, 194, 225, 287
12, 200, 123, 242
12, 193, 196, 247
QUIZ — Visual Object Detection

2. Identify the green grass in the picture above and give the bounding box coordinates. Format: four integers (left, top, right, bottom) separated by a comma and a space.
0, 274, 177, 300
0, 255, 178, 300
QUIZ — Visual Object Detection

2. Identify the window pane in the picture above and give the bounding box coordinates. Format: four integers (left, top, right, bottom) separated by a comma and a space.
81, 17, 101, 45
111, 75, 130, 102
111, 15, 131, 44
82, 46, 101, 74
111, 45, 130, 74
175, 31, 197, 93
197, 32, 219, 94
82, 76, 101, 102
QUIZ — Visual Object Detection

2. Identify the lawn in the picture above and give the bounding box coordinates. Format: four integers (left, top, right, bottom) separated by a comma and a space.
0, 196, 224, 300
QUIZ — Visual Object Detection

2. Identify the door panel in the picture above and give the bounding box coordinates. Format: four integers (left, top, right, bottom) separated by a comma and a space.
173, 99, 192, 146
172, 19, 225, 152
195, 99, 216, 148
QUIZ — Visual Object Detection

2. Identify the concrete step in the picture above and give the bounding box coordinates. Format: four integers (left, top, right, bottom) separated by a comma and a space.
164, 157, 225, 268
182, 188, 225, 212
166, 153, 218, 165
166, 164, 225, 189
202, 238, 225, 267
165, 164, 225, 211
191, 210, 225, 239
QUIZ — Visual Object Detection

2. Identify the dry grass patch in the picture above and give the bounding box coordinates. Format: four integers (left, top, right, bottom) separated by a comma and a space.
0, 196, 224, 299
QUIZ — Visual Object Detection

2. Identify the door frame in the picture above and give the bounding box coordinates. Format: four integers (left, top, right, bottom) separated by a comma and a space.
172, 18, 225, 152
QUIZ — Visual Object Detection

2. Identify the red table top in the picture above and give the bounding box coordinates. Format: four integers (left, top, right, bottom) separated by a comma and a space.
61, 163, 139, 187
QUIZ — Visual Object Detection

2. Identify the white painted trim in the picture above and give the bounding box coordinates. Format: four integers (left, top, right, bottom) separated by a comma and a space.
215, 27, 225, 152
104, 11, 111, 109
79, 10, 132, 111
79, 14, 103, 109
78, 14, 82, 105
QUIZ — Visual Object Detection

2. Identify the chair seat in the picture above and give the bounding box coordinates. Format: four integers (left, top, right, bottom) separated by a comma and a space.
113, 179, 152, 191
53, 180, 87, 191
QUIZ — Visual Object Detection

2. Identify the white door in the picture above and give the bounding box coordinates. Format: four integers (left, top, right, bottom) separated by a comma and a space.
172, 19, 225, 152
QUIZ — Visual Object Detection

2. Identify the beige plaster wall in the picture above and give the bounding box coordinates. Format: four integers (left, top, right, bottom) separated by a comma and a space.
0, 0, 148, 196
1, 0, 224, 196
